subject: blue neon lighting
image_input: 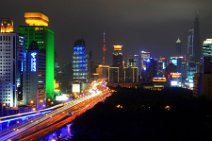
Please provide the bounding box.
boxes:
[146,58,150,63]
[31,52,37,72]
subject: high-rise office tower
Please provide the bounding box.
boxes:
[141,51,151,71]
[0,19,26,107]
[186,29,196,83]
[142,58,157,82]
[113,45,123,67]
[24,41,45,109]
[19,12,54,100]
[202,57,212,74]
[187,13,201,62]
[187,29,194,61]
[72,39,88,83]
[16,36,26,104]
[157,57,166,77]
[176,38,182,56]
[202,39,212,57]
[186,13,201,89]
[193,38,212,97]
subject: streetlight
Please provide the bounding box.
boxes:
[30,100,34,105]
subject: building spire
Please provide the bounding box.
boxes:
[102,32,107,64]
[176,38,181,44]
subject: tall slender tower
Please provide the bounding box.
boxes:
[176,38,182,56]
[193,13,201,63]
[102,32,107,64]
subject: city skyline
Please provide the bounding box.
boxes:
[0,1,212,140]
[0,0,212,65]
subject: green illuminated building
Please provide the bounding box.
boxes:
[19,12,55,100]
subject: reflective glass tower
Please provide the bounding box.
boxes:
[19,12,55,100]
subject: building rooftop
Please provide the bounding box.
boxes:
[0,18,14,33]
[113,45,123,51]
[24,12,49,27]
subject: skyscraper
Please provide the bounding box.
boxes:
[142,58,157,82]
[186,13,201,88]
[187,29,194,61]
[193,38,212,97]
[176,38,182,56]
[0,19,26,107]
[140,51,150,71]
[72,39,88,83]
[19,12,55,100]
[16,35,26,104]
[24,41,45,109]
[187,13,201,63]
[113,45,123,67]
[202,39,212,57]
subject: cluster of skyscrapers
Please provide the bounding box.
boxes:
[0,11,211,112]
[92,14,211,97]
[0,12,54,109]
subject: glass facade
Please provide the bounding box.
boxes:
[72,39,88,82]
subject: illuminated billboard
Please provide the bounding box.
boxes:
[56,94,68,101]
[72,84,80,93]
[170,72,181,78]
[31,52,37,72]
[170,80,178,86]
[152,77,167,82]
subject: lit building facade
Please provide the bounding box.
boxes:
[0,19,26,107]
[19,12,55,100]
[142,58,157,83]
[113,45,123,67]
[140,51,150,71]
[72,39,88,83]
[157,57,166,77]
[202,39,212,57]
[16,35,27,104]
[96,65,109,79]
[186,14,201,89]
[169,56,186,79]
[0,19,14,33]
[123,67,139,83]
[23,42,45,109]
[186,29,197,89]
[193,53,212,97]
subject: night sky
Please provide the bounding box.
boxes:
[1,0,212,65]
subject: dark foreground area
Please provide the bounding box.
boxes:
[70,87,212,141]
